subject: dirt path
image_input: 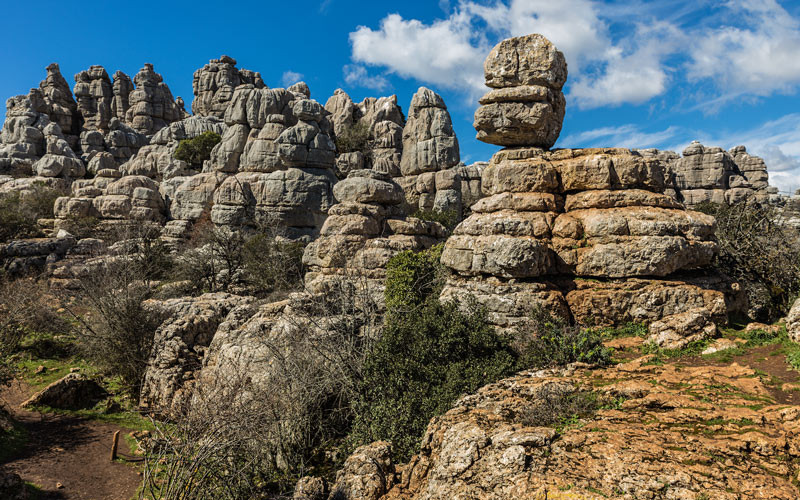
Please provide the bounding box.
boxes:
[1,381,142,500]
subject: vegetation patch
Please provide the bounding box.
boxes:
[173,131,222,166]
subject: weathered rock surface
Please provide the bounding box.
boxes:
[303,169,445,291]
[73,65,114,132]
[40,63,80,149]
[659,142,779,207]
[192,55,265,119]
[474,34,567,148]
[325,89,406,178]
[139,293,255,411]
[395,88,462,215]
[125,63,183,136]
[371,361,800,500]
[786,296,800,343]
[21,373,106,410]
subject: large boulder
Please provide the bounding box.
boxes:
[21,373,106,410]
[474,34,567,148]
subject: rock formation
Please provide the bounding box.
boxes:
[375,360,800,499]
[192,55,265,119]
[659,142,780,207]
[395,88,461,215]
[122,115,227,180]
[39,63,80,149]
[325,89,406,178]
[303,169,445,292]
[73,66,114,132]
[440,35,731,347]
[473,34,567,148]
[139,293,255,411]
[125,63,183,136]
[199,85,337,238]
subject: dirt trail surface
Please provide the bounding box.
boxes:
[1,381,142,500]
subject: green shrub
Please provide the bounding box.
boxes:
[517,308,613,369]
[520,384,624,432]
[351,297,517,461]
[411,209,460,234]
[334,121,372,155]
[694,201,800,321]
[0,183,63,242]
[173,131,222,166]
[383,244,445,311]
[350,245,518,461]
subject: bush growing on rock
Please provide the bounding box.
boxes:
[0,183,63,242]
[173,131,222,166]
[695,201,800,321]
[410,209,460,235]
[334,121,372,155]
[350,246,518,461]
[175,222,304,298]
[71,224,171,398]
[518,307,613,369]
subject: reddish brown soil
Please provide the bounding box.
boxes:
[1,381,142,500]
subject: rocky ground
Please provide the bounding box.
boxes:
[325,326,800,500]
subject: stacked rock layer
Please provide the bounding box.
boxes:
[303,169,445,293]
[441,35,731,331]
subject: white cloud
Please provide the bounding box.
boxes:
[347,0,677,107]
[349,12,487,96]
[346,0,800,110]
[687,0,800,95]
[560,124,682,149]
[281,70,304,88]
[343,64,390,91]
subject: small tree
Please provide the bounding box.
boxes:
[334,121,372,155]
[695,201,800,321]
[0,183,63,242]
[349,246,518,461]
[173,131,222,166]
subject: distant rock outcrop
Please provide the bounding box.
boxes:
[192,55,265,119]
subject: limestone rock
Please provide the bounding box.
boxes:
[474,34,567,148]
[647,307,717,349]
[125,63,182,136]
[375,362,800,500]
[325,89,406,178]
[294,476,328,500]
[21,373,106,410]
[111,70,134,121]
[0,90,51,175]
[329,441,396,500]
[73,65,114,131]
[139,293,255,411]
[39,63,79,148]
[192,55,265,118]
[786,296,800,343]
[399,87,459,176]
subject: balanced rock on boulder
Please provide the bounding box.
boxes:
[473,34,567,148]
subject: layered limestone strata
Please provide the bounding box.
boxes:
[441,35,729,344]
[303,169,445,293]
[439,147,726,331]
[125,63,183,136]
[656,141,780,207]
[325,88,406,178]
[201,84,338,238]
[192,55,265,119]
[473,34,567,148]
[395,87,462,215]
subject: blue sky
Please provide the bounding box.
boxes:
[3,0,800,192]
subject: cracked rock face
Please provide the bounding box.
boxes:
[474,34,567,149]
[374,360,800,500]
[125,63,183,136]
[192,55,265,119]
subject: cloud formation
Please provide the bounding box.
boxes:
[281,70,304,88]
[343,64,390,91]
[347,0,800,109]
